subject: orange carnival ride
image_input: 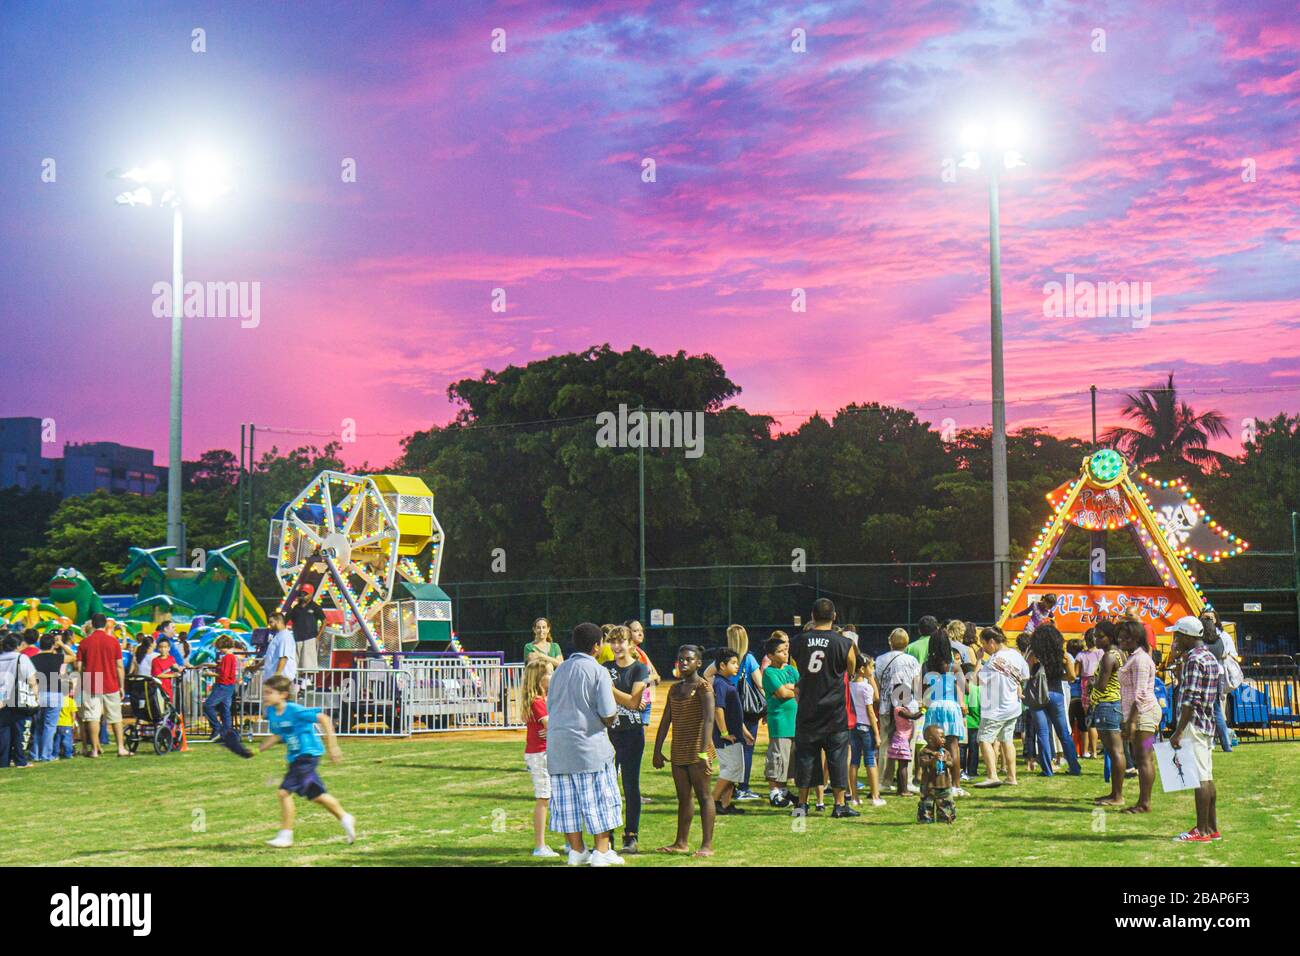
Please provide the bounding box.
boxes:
[996,449,1249,654]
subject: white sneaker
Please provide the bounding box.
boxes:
[567,848,592,866]
[266,831,294,848]
[871,798,887,807]
[340,813,356,844]
[532,845,560,858]
[589,849,626,866]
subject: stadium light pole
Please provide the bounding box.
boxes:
[638,404,647,625]
[109,153,232,568]
[958,119,1026,613]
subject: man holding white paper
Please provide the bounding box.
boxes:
[1166,616,1223,844]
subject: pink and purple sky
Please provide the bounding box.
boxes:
[2,0,1298,467]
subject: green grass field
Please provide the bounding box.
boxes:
[3,731,1298,867]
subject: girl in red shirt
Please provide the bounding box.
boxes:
[520,661,555,858]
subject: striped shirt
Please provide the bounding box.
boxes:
[1089,649,1123,705]
[667,681,716,767]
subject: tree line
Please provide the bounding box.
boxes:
[3,346,1297,611]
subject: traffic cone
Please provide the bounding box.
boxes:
[177,713,189,752]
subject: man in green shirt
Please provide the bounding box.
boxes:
[904,616,940,665]
[761,634,799,807]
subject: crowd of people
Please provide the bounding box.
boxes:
[0,600,356,849]
[517,598,1237,864]
[0,592,1239,858]
[0,593,328,768]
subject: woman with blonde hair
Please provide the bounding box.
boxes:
[624,620,659,735]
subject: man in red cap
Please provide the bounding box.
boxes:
[286,584,326,672]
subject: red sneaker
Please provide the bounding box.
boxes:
[1207,831,1223,841]
[1173,829,1210,842]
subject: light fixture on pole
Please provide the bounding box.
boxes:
[108,152,232,568]
[956,116,1025,612]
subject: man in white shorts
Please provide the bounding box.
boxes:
[545,623,624,866]
[1168,616,1223,843]
[75,614,131,757]
[875,628,921,792]
[974,626,1028,788]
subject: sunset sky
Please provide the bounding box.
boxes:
[2,0,1298,467]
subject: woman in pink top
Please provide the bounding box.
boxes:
[1117,620,1160,814]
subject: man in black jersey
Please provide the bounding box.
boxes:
[788,598,860,818]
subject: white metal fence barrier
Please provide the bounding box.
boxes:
[178,658,524,738]
[403,658,526,732]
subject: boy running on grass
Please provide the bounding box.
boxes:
[257,675,356,848]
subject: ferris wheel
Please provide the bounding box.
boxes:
[272,471,401,650]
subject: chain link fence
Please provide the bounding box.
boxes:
[438,551,1299,672]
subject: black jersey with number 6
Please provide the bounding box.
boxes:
[790,629,855,738]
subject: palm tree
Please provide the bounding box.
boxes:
[1102,373,1231,473]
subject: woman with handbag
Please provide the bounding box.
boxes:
[1025,625,1082,777]
[0,633,40,768]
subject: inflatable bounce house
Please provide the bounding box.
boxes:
[267,471,454,662]
[122,540,267,632]
[996,449,1249,657]
[2,542,266,639]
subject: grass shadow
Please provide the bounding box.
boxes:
[383,763,519,774]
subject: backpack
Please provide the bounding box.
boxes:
[1222,655,1245,692]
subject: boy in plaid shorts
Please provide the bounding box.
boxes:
[546,623,625,866]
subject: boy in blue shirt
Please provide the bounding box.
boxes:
[710,648,752,815]
[257,675,356,848]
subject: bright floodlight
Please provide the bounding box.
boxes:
[114,186,153,206]
[179,150,232,208]
[992,117,1021,151]
[957,115,1027,170]
[108,151,232,208]
[116,160,172,184]
[960,122,986,152]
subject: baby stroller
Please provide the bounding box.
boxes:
[124,675,183,755]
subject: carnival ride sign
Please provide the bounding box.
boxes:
[1003,585,1193,634]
